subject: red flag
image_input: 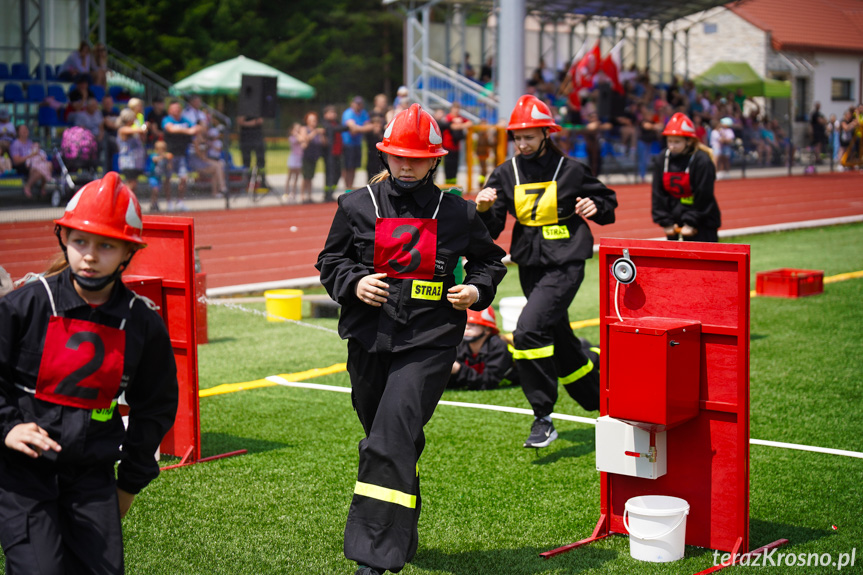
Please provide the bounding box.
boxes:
[570,41,601,90]
[600,42,624,94]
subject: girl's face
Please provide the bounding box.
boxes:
[667,136,689,155]
[65,229,132,285]
[387,154,435,182]
[512,128,545,157]
[305,114,318,128]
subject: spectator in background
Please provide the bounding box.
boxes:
[321,105,346,202]
[710,117,736,179]
[300,111,324,203]
[0,141,12,174]
[440,101,472,186]
[100,95,120,170]
[91,43,108,88]
[365,96,387,181]
[284,122,303,203]
[393,86,409,112]
[237,113,266,183]
[72,97,104,145]
[10,124,53,198]
[341,96,373,191]
[636,102,661,182]
[146,140,171,212]
[145,96,167,147]
[809,101,827,163]
[162,100,201,211]
[189,128,228,198]
[182,95,208,127]
[116,107,147,194]
[0,109,15,144]
[57,41,92,82]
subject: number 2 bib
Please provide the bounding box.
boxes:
[368,185,443,280]
[512,156,564,226]
[33,277,125,410]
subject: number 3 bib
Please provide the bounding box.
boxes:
[369,185,443,280]
[34,277,125,410]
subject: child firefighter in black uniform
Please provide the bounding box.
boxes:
[476,94,617,449]
[651,112,721,241]
[448,306,518,390]
[0,172,178,574]
[316,103,506,575]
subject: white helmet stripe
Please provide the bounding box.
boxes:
[65,189,83,212]
[383,120,394,139]
[480,307,495,323]
[125,199,142,230]
[530,104,553,121]
[427,112,442,144]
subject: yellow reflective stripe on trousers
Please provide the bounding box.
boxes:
[354,481,417,509]
[508,344,555,360]
[558,359,594,385]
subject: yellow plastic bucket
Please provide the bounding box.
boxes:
[264,289,303,322]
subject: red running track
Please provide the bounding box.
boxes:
[2,173,862,290]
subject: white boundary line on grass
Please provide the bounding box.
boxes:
[267,378,863,460]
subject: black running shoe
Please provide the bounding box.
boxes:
[524,417,558,448]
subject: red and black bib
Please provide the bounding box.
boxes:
[662,149,694,204]
[369,185,444,280]
[33,277,125,410]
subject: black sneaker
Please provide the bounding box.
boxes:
[355,567,383,575]
[524,417,557,448]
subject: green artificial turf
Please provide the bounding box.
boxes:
[3,223,862,574]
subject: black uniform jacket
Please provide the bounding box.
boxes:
[0,269,179,494]
[651,148,721,231]
[480,150,617,266]
[449,334,516,390]
[316,178,507,353]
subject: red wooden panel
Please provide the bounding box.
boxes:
[598,238,750,554]
[123,217,200,462]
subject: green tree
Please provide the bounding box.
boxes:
[104,0,403,105]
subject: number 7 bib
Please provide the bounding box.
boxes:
[374,218,438,279]
[35,317,125,409]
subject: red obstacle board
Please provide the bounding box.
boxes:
[123,216,201,462]
[596,238,751,553]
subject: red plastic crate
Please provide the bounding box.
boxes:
[756,268,824,298]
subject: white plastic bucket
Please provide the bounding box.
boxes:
[498,296,527,332]
[623,495,689,562]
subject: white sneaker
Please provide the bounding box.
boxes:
[175,200,189,212]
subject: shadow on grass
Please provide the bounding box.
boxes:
[531,427,595,465]
[749,518,833,548]
[202,336,237,344]
[200,431,291,457]
[413,544,616,574]
[750,333,769,341]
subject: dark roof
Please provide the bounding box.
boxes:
[389,0,736,26]
[728,0,863,53]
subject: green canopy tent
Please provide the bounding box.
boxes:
[169,55,315,99]
[694,61,791,98]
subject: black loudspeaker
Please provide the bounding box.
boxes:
[239,75,278,118]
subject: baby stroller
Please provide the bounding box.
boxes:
[56,126,100,203]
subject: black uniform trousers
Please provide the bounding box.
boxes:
[0,456,123,575]
[443,150,460,184]
[513,262,599,417]
[344,340,455,573]
[665,228,719,243]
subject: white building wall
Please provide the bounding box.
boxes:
[681,8,770,78]
[812,53,863,118]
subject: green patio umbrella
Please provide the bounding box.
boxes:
[694,61,790,99]
[107,71,145,95]
[169,55,315,99]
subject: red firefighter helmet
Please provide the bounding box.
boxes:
[506,94,561,133]
[55,171,145,246]
[662,112,698,138]
[376,103,448,158]
[467,306,499,335]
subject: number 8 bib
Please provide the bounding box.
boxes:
[35,317,125,410]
